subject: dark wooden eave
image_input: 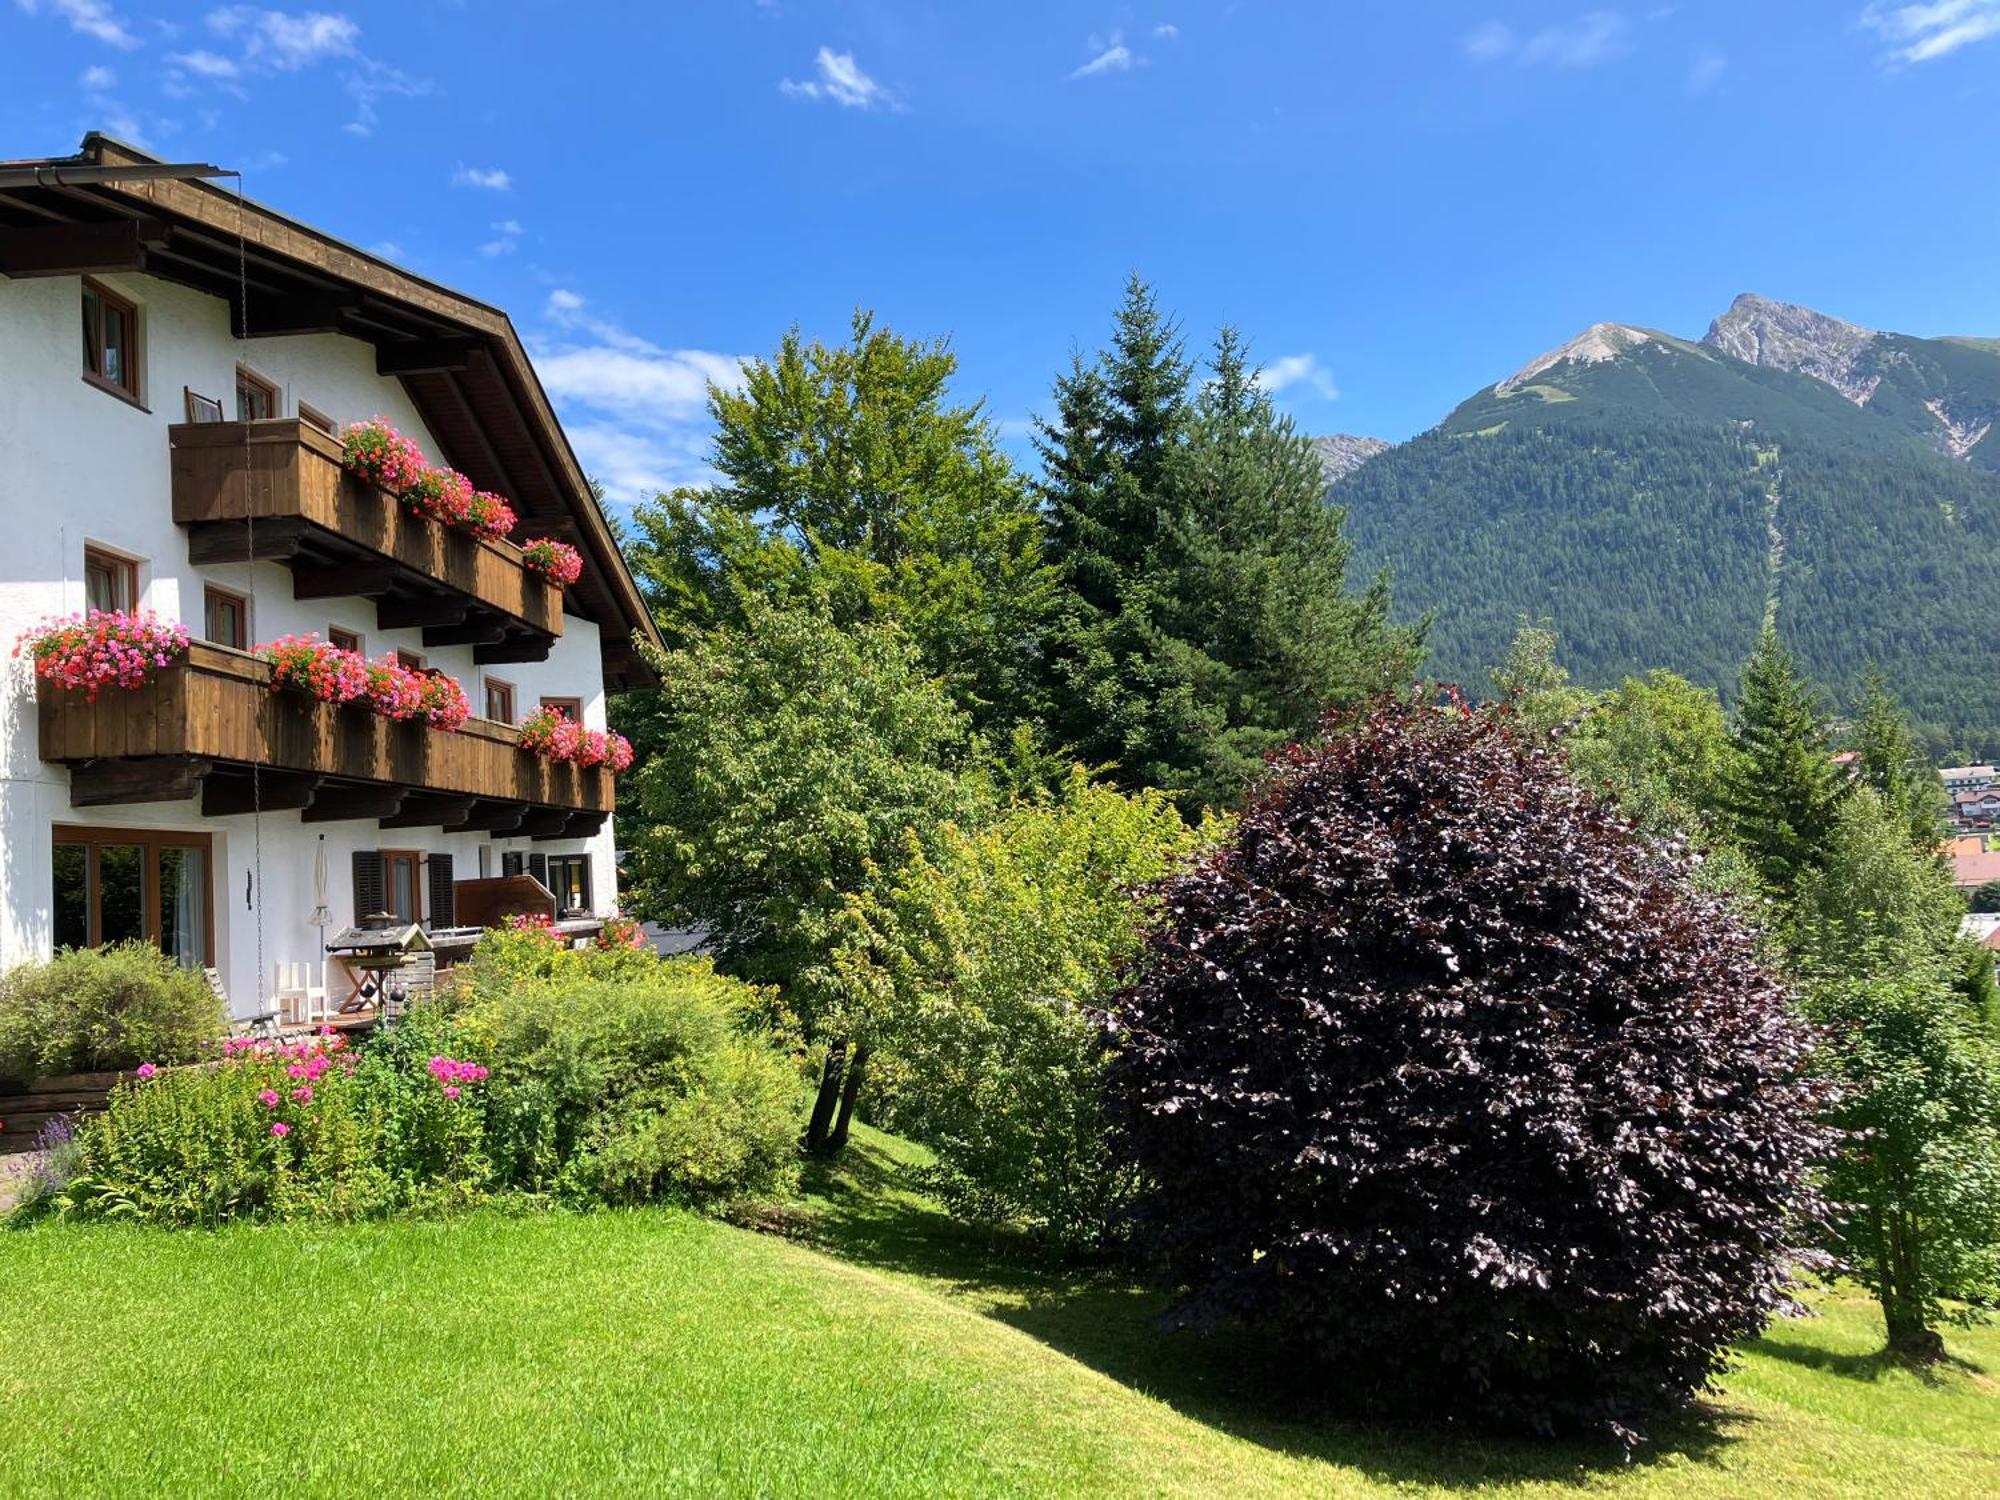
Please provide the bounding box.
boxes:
[0,134,661,690]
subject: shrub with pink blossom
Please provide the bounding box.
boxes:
[413,670,471,732]
[463,490,517,541]
[261,634,369,705]
[361,653,426,720]
[597,913,647,951]
[520,537,584,587]
[339,417,428,494]
[15,610,190,702]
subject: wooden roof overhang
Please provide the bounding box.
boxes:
[0,134,660,689]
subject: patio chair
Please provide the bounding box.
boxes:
[210,967,281,1040]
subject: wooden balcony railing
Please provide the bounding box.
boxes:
[38,643,610,839]
[170,420,563,663]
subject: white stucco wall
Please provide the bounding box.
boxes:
[0,269,619,1011]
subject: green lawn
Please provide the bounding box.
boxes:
[0,1127,1994,1498]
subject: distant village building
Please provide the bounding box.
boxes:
[1942,764,1998,794]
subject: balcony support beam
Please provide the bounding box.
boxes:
[376,338,480,376]
[201,770,322,817]
[375,596,468,630]
[292,561,399,600]
[532,811,610,843]
[302,784,408,824]
[186,517,311,566]
[423,619,508,648]
[379,794,478,831]
[475,636,556,665]
[69,756,212,807]
[0,218,168,277]
[456,800,527,834]
[514,807,576,839]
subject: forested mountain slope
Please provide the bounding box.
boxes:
[1329,297,2000,754]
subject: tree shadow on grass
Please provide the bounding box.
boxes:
[793,1136,1747,1492]
[1747,1329,1986,1387]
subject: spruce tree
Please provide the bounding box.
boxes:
[1853,666,1947,851]
[1037,290,1420,809]
[1722,629,1847,891]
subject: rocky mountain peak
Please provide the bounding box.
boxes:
[1313,434,1391,486]
[1702,293,1881,405]
[1494,322,1664,397]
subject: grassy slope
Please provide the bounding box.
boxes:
[0,1128,1994,1498]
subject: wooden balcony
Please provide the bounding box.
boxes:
[170,420,563,664]
[38,643,610,839]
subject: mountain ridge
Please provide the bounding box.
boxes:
[1321,292,2000,753]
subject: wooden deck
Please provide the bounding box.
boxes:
[170,419,563,663]
[39,642,611,835]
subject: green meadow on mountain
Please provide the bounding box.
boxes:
[1326,295,2000,752]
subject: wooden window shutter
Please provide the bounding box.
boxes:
[352,850,385,920]
[527,853,549,891]
[578,858,593,914]
[426,853,455,930]
[501,852,524,878]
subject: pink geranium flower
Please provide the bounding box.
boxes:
[270,1121,291,1138]
[134,1062,158,1080]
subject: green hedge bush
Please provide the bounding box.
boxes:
[0,943,226,1082]
[456,955,807,1208]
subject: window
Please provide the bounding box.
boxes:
[539,696,583,723]
[81,278,140,402]
[545,853,592,915]
[299,402,335,434]
[328,626,362,654]
[382,850,422,924]
[51,827,212,967]
[483,678,515,724]
[235,365,279,421]
[83,546,137,615]
[396,649,424,671]
[203,586,248,649]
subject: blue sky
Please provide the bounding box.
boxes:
[6,2,2000,509]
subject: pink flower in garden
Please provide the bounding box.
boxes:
[288,1064,307,1080]
[292,1085,313,1104]
[443,1086,460,1100]
[270,1121,291,1138]
[135,1062,158,1080]
[258,1089,281,1108]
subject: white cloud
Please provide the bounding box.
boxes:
[170,49,242,79]
[342,58,427,137]
[529,291,752,505]
[479,219,523,257]
[80,63,115,88]
[16,0,139,49]
[1862,1,2000,62]
[369,240,404,260]
[1070,30,1136,78]
[452,165,512,191]
[1462,20,1516,61]
[206,7,359,69]
[780,47,897,109]
[1258,353,1340,402]
[1152,23,1180,41]
[1687,50,1726,90]
[1465,11,1632,67]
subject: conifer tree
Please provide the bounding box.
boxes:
[1853,666,1947,851]
[1722,629,1847,890]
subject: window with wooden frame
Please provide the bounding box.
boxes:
[539,696,583,723]
[51,826,213,968]
[235,364,279,421]
[395,649,424,672]
[328,625,362,654]
[483,678,516,725]
[545,853,593,915]
[82,545,138,615]
[203,585,248,649]
[299,401,335,435]
[80,278,141,403]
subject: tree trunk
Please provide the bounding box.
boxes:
[805,1038,848,1155]
[829,1043,870,1152]
[1880,1208,1947,1363]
